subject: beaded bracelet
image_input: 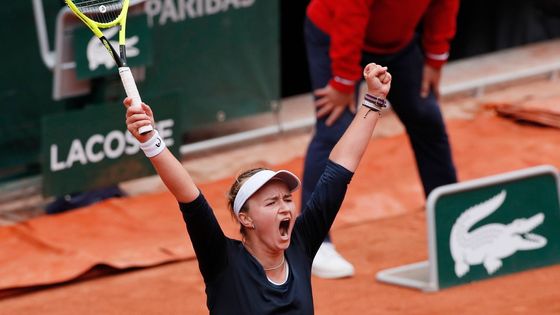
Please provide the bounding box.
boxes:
[364,93,387,109]
[361,93,387,117]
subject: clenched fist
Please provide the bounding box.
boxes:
[363,63,392,98]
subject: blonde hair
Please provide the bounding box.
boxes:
[227,167,269,237]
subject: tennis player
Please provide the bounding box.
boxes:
[123,63,391,314]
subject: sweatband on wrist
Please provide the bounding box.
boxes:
[140,130,165,158]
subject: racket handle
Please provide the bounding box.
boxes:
[119,67,153,135]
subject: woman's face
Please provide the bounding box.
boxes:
[245,180,296,251]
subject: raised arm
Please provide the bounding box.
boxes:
[329,63,392,172]
[124,98,199,203]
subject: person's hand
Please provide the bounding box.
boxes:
[123,97,155,142]
[314,84,355,126]
[363,63,391,98]
[421,64,441,99]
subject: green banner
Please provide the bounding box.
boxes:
[41,94,181,196]
[138,0,280,129]
[432,169,560,289]
[2,0,280,188]
[74,15,153,79]
[0,2,64,174]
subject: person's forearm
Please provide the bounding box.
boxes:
[329,103,379,172]
[149,148,199,203]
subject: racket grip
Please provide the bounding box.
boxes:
[119,67,153,135]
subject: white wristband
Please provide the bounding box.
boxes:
[140,130,166,158]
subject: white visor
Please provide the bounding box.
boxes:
[233,170,301,216]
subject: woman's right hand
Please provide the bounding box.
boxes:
[363,63,392,98]
[123,97,155,143]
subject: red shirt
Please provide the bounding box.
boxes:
[307,0,460,93]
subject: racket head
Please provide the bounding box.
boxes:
[65,0,129,29]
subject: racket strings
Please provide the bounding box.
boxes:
[73,0,124,24]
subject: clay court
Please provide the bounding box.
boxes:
[2,40,560,314]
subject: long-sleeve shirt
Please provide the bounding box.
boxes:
[307,0,460,93]
[179,160,353,314]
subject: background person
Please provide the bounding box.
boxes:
[303,0,460,279]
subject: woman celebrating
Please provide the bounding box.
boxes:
[124,63,391,314]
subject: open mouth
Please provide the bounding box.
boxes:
[279,218,290,237]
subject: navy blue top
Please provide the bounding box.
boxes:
[179,160,353,314]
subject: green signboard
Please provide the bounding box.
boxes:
[0,2,64,174]
[41,94,181,196]
[73,15,153,79]
[432,168,560,289]
[2,0,280,186]
[139,0,280,129]
[376,165,560,292]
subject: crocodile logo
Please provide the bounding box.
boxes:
[87,27,139,71]
[450,190,547,278]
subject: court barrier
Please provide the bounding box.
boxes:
[377,165,560,291]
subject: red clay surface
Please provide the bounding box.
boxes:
[1,111,560,314]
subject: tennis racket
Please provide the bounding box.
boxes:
[65,0,153,134]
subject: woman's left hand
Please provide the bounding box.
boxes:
[363,63,392,98]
